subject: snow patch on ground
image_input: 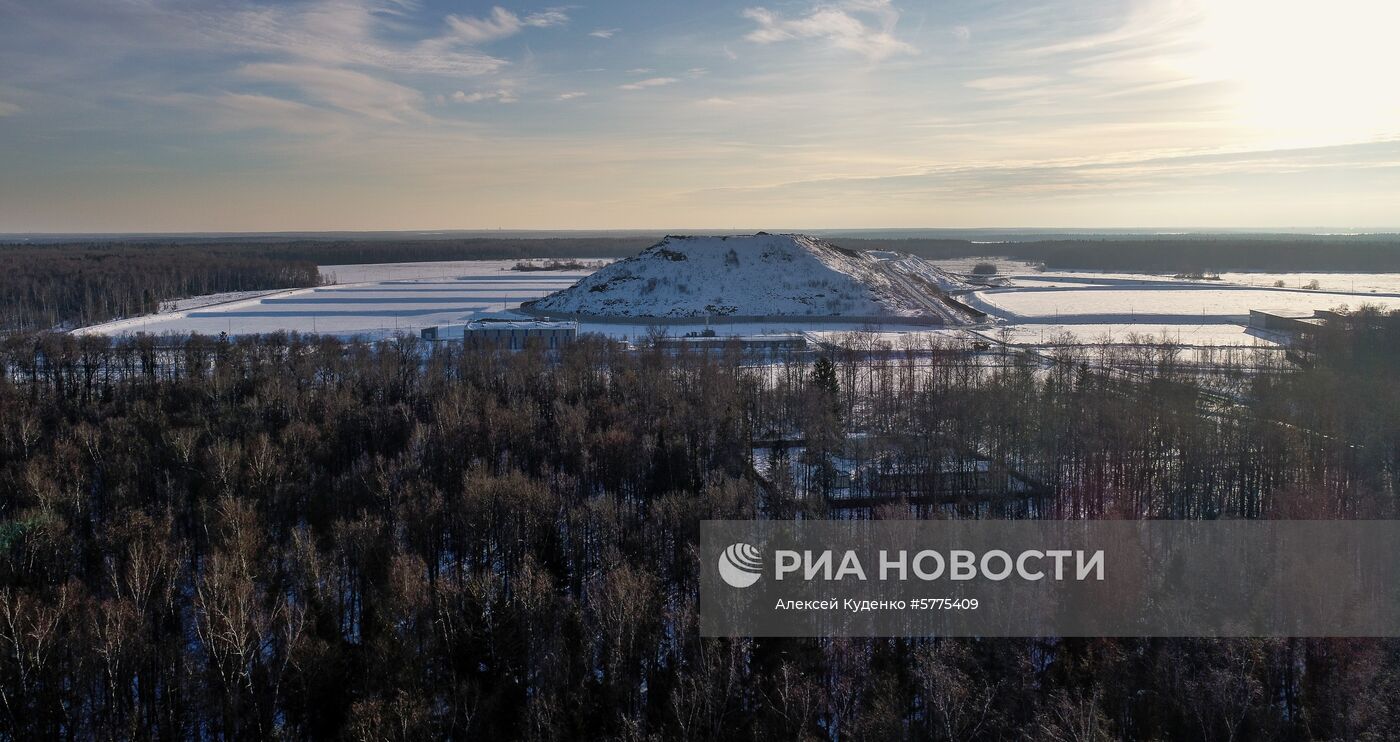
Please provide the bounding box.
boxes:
[164,290,285,312]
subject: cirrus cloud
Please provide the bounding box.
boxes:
[238,62,428,123]
[741,0,916,61]
[442,6,569,44]
[619,77,678,90]
[452,89,519,103]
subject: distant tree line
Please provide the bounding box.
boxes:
[102,237,657,265]
[838,236,1400,273]
[511,259,611,272]
[0,309,1396,739]
[0,245,320,332]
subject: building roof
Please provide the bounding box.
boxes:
[1250,308,1316,319]
[465,319,577,331]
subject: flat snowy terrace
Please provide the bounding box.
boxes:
[76,260,594,339]
[965,279,1400,323]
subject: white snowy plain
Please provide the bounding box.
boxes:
[75,260,597,340]
[71,254,1400,350]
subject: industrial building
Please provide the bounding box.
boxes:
[420,319,578,350]
[1247,309,1332,334]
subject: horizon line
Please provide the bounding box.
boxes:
[5,226,1400,241]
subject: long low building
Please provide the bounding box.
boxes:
[1247,309,1330,334]
[421,319,578,349]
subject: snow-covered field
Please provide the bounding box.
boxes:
[73,253,960,341]
[72,252,1400,352]
[1211,272,1400,294]
[964,286,1399,323]
[977,323,1282,347]
[955,269,1400,353]
[75,261,595,340]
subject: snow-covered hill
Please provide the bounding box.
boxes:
[527,233,977,322]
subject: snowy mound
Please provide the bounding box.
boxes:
[528,233,977,321]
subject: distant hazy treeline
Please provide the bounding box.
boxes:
[838,236,1400,272]
[257,232,1400,273]
[261,237,659,264]
[182,233,1400,273]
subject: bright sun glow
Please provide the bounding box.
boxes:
[1193,0,1400,144]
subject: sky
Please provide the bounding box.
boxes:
[1,0,1399,232]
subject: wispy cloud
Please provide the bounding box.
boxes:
[200,1,509,76]
[683,139,1400,209]
[440,6,569,45]
[557,91,587,100]
[193,93,356,137]
[589,28,620,39]
[619,77,678,91]
[741,0,916,61]
[453,89,519,103]
[238,62,428,123]
[0,99,19,117]
[52,0,567,130]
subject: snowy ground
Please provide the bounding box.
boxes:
[975,323,1282,347]
[318,259,612,284]
[532,234,973,323]
[163,290,286,312]
[1211,272,1400,294]
[72,256,1400,351]
[76,261,596,340]
[952,263,1400,355]
[963,286,1400,323]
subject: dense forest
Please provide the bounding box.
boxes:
[1,309,1397,740]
